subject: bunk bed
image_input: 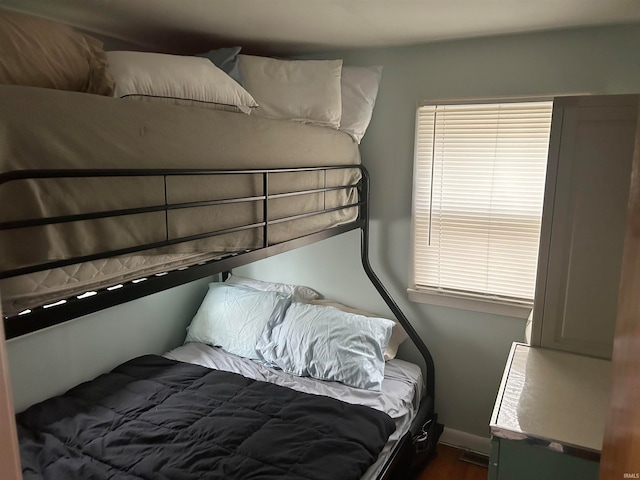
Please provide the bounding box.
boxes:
[0,13,442,477]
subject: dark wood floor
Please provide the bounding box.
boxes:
[415,444,488,480]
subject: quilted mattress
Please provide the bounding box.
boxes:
[0,85,361,316]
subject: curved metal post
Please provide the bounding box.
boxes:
[358,165,436,407]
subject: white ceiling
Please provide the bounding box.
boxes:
[2,0,640,54]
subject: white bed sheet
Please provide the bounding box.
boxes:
[165,342,423,480]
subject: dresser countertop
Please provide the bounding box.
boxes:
[490,342,611,455]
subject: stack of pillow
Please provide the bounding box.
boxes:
[0,10,382,142]
[236,53,383,143]
[106,47,382,143]
[184,275,408,391]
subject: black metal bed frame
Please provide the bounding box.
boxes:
[0,164,440,477]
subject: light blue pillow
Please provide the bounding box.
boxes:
[196,46,243,85]
[185,283,291,360]
[256,302,394,391]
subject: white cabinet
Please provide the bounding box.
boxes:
[532,95,639,359]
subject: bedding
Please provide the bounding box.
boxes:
[340,65,383,143]
[256,301,394,390]
[224,274,321,303]
[0,85,361,317]
[238,55,343,128]
[183,283,394,391]
[0,10,113,95]
[17,353,396,480]
[166,343,424,480]
[107,50,257,113]
[184,283,291,360]
[310,299,408,361]
[197,46,244,85]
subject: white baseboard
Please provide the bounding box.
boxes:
[439,427,491,455]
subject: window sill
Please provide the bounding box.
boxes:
[407,288,532,319]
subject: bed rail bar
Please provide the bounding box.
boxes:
[1,164,362,325]
[0,166,362,279]
[3,223,363,339]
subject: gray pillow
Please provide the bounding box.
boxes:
[197,46,243,85]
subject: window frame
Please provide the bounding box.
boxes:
[408,97,554,318]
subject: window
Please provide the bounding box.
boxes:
[409,100,553,316]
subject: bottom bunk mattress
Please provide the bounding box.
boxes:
[17,353,396,480]
[16,343,424,480]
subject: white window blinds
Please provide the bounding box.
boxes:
[411,101,553,305]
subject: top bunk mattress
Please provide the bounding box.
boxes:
[0,85,360,172]
[0,86,362,317]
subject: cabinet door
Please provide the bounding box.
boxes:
[533,95,639,359]
[495,438,599,480]
[489,437,500,480]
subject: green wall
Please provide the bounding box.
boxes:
[238,24,640,439]
[6,276,212,412]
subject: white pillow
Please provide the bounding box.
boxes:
[184,283,290,360]
[225,274,320,303]
[106,51,258,114]
[340,65,383,143]
[256,302,393,391]
[310,299,408,361]
[238,55,343,128]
